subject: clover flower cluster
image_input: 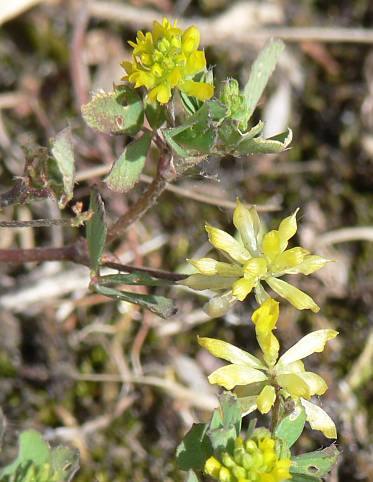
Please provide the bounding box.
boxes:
[204,432,291,482]
[122,18,214,104]
[199,298,338,439]
[181,200,329,317]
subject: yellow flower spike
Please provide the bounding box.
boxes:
[182,203,329,314]
[257,385,276,414]
[123,18,213,103]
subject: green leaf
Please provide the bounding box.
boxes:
[290,475,321,482]
[236,128,292,155]
[50,127,75,207]
[0,430,50,477]
[291,445,339,478]
[104,132,152,193]
[145,101,167,129]
[218,120,264,150]
[186,470,200,482]
[275,406,306,448]
[86,190,107,273]
[99,272,173,287]
[244,39,285,121]
[50,446,80,481]
[81,86,144,135]
[208,393,242,455]
[91,284,176,318]
[176,423,212,471]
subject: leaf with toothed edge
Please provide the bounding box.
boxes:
[81,85,143,135]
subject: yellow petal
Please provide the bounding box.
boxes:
[277,329,338,366]
[198,336,266,369]
[233,200,260,255]
[189,258,243,277]
[204,456,222,478]
[277,373,311,399]
[297,371,328,397]
[260,332,280,368]
[300,398,337,438]
[285,254,330,275]
[271,247,309,273]
[232,278,254,301]
[252,297,279,330]
[278,209,299,251]
[261,230,281,262]
[180,80,214,100]
[179,274,239,290]
[266,277,320,313]
[257,385,276,414]
[274,360,305,374]
[243,257,267,281]
[181,25,200,53]
[184,50,206,75]
[208,364,268,390]
[205,223,250,264]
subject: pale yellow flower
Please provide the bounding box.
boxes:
[198,299,338,439]
[181,200,329,317]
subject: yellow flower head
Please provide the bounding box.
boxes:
[204,431,292,482]
[198,300,338,439]
[181,200,330,317]
[122,18,214,104]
